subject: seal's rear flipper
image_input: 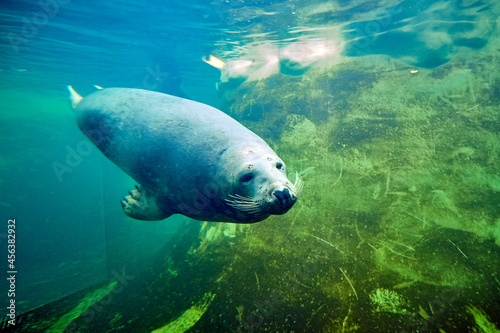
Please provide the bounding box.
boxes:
[120,185,171,221]
[67,85,83,109]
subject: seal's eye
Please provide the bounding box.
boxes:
[239,173,254,183]
[276,162,284,170]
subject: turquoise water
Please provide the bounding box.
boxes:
[1,0,500,331]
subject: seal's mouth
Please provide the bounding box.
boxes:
[225,173,302,216]
[269,187,296,214]
[269,172,302,214]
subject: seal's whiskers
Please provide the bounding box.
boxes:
[294,172,303,197]
[225,194,265,214]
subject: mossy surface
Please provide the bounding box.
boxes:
[194,51,500,331]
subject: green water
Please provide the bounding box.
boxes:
[10,34,500,333]
[2,0,500,332]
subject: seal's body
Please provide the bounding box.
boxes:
[69,87,300,223]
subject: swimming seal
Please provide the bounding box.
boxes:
[68,86,301,223]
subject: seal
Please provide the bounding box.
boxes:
[68,86,301,223]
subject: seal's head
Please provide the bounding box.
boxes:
[225,149,302,221]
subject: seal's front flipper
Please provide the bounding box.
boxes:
[120,185,170,221]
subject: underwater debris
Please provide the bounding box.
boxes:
[200,222,245,242]
[310,234,345,254]
[466,305,500,333]
[254,271,260,290]
[339,267,358,300]
[418,305,430,320]
[195,222,249,253]
[152,293,215,333]
[447,239,469,260]
[369,288,408,314]
[236,305,245,323]
[222,223,237,238]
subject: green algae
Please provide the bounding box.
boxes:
[151,293,215,333]
[198,48,500,330]
[48,281,117,332]
[467,305,500,333]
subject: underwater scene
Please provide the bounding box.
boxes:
[1,0,500,332]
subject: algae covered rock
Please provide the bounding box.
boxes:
[210,51,500,331]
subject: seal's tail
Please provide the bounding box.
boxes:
[67,85,83,109]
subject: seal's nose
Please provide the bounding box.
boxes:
[273,188,292,205]
[269,187,297,215]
